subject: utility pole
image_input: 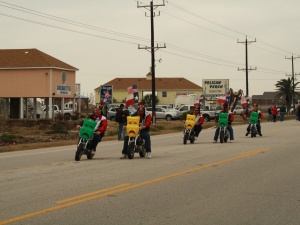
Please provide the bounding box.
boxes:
[138,0,166,125]
[238,37,257,97]
[285,54,300,110]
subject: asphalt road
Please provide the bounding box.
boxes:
[0,120,299,225]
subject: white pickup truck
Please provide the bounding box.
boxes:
[41,105,74,119]
[177,105,216,122]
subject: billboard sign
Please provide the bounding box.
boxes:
[202,79,229,97]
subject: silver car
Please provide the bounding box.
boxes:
[146,107,179,121]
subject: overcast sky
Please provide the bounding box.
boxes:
[1,0,300,98]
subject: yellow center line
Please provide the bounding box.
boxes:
[0,147,269,225]
[55,183,130,204]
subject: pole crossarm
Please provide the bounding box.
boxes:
[137,0,165,9]
[138,43,166,53]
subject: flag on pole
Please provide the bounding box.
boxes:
[217,95,227,104]
[105,92,110,99]
[241,96,249,107]
[127,85,138,94]
[126,92,139,107]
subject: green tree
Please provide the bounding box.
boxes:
[275,77,300,113]
[143,94,159,107]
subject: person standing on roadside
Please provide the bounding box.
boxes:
[296,104,300,121]
[116,104,126,141]
[272,105,278,122]
[279,104,286,122]
[268,106,273,122]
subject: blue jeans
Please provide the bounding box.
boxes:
[268,114,272,121]
[193,125,202,137]
[118,123,125,140]
[280,112,284,122]
[247,121,261,134]
[214,124,234,141]
[122,129,151,154]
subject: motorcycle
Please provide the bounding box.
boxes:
[217,112,229,143]
[126,116,146,159]
[249,112,259,138]
[183,114,196,144]
[75,118,101,161]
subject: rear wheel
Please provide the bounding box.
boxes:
[190,137,195,144]
[183,132,188,144]
[127,143,135,159]
[220,130,224,143]
[75,143,84,161]
[139,144,146,157]
[87,151,94,159]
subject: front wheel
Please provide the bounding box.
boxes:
[183,132,188,144]
[220,130,224,143]
[75,143,84,161]
[251,126,255,138]
[127,143,135,159]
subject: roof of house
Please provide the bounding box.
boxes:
[96,77,202,91]
[0,48,78,71]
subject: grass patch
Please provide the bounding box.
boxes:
[45,130,69,134]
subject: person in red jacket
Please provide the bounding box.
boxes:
[77,106,108,155]
[120,104,152,159]
[192,104,204,139]
[272,105,278,122]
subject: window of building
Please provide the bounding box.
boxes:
[162,91,167,98]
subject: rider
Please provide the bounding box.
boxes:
[192,104,204,139]
[213,102,234,143]
[120,103,152,159]
[76,105,108,155]
[245,103,263,136]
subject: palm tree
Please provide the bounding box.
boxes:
[275,77,300,113]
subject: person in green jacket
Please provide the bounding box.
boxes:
[279,104,286,122]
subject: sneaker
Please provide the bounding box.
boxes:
[245,132,249,136]
[120,154,127,159]
[91,150,96,155]
[259,133,262,136]
[213,140,217,143]
[230,140,233,143]
[146,152,152,159]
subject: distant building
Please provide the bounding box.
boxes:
[95,74,203,107]
[251,91,300,111]
[0,48,78,119]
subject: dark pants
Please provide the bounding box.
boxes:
[118,123,124,140]
[247,121,261,134]
[122,129,151,154]
[273,115,277,122]
[193,125,202,137]
[214,124,234,141]
[91,134,103,151]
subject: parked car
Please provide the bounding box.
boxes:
[107,106,136,121]
[145,107,179,121]
[233,105,244,115]
[106,107,118,121]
